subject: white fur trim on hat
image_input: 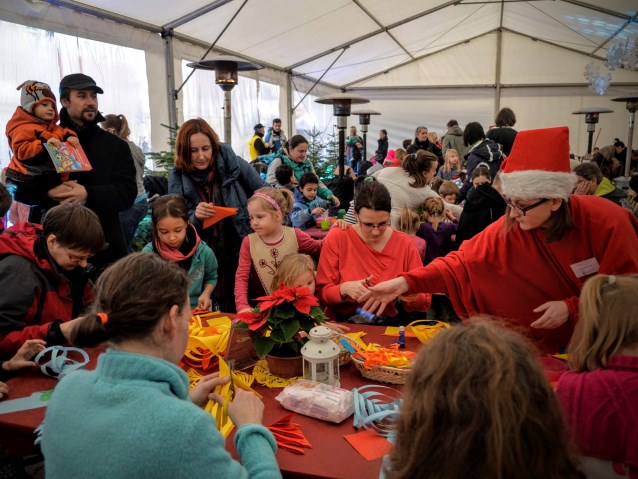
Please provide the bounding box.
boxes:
[500,170,577,200]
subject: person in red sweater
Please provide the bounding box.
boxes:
[0,203,104,357]
[316,181,430,322]
[556,274,638,477]
[362,127,638,353]
[234,187,322,313]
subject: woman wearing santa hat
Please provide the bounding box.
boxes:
[361,126,638,354]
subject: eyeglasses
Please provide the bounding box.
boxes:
[63,247,93,264]
[503,197,548,216]
[358,220,391,231]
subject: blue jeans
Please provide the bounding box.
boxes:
[119,198,148,252]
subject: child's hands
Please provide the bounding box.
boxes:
[67,136,80,147]
[335,219,350,230]
[324,321,350,334]
[2,339,46,371]
[311,207,325,216]
[197,294,212,311]
[329,196,341,207]
[47,138,62,148]
[0,382,8,399]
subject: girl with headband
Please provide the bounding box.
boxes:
[234,187,322,313]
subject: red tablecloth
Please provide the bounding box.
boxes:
[304,226,331,240]
[0,325,418,478]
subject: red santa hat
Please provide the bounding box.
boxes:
[499,126,576,200]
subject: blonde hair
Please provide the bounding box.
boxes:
[395,148,407,164]
[427,131,439,144]
[270,254,315,291]
[442,149,459,174]
[422,196,445,231]
[568,274,638,372]
[248,187,293,218]
[398,207,420,236]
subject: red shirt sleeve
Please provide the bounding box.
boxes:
[234,236,252,312]
[294,228,322,256]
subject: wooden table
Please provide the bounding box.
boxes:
[0,325,418,478]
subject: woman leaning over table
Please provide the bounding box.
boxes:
[316,181,430,323]
[168,118,265,312]
[41,253,281,479]
[266,134,340,207]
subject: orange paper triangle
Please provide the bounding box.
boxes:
[344,430,393,461]
[203,206,238,229]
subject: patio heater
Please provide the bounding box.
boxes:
[315,93,369,179]
[352,109,381,164]
[187,55,263,145]
[571,107,613,156]
[611,95,638,178]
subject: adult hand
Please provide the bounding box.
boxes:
[221,388,265,427]
[2,339,46,371]
[530,301,569,329]
[197,294,212,311]
[48,181,88,204]
[340,277,373,302]
[311,207,325,216]
[195,202,216,221]
[0,382,8,399]
[190,373,229,408]
[573,181,591,195]
[360,277,410,316]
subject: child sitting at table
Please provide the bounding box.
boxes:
[384,320,584,479]
[270,254,348,334]
[291,173,331,231]
[143,194,218,311]
[235,188,322,314]
[40,253,280,479]
[398,207,425,263]
[416,196,458,266]
[556,274,638,478]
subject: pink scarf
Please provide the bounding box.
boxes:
[154,224,201,263]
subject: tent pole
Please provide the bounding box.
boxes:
[163,29,178,140]
[286,73,293,140]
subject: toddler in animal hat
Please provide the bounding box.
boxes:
[4,81,79,219]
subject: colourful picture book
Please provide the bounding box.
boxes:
[44,142,92,173]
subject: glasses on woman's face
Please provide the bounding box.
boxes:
[358,219,391,232]
[503,197,549,216]
[63,247,93,264]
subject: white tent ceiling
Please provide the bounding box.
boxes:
[1,0,637,157]
[39,0,637,89]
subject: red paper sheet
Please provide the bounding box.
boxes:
[344,430,393,461]
[203,206,238,229]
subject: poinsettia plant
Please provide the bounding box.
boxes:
[235,284,327,358]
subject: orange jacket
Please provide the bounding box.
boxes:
[5,106,76,175]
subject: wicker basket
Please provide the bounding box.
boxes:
[351,356,411,384]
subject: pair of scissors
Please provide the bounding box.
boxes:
[227,359,236,402]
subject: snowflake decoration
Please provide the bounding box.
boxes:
[584,62,612,96]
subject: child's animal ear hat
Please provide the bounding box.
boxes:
[18,81,57,114]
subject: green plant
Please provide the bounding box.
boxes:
[145,123,178,177]
[235,285,326,358]
[305,126,334,181]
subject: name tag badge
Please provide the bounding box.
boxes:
[570,257,600,279]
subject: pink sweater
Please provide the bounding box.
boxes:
[234,227,322,312]
[556,355,638,468]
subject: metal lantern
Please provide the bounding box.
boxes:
[187,55,263,145]
[352,109,381,164]
[301,326,340,387]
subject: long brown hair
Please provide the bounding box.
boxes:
[386,320,584,479]
[174,118,221,172]
[422,196,445,231]
[100,113,130,140]
[568,274,638,372]
[397,207,420,236]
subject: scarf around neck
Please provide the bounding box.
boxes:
[154,223,201,263]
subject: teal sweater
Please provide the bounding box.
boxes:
[143,241,218,309]
[41,349,281,479]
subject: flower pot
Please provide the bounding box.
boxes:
[266,354,303,378]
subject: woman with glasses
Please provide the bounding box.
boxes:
[362,127,638,354]
[375,149,462,228]
[0,203,104,357]
[316,181,430,323]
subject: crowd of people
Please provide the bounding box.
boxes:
[0,74,637,478]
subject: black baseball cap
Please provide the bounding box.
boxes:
[254,123,265,131]
[59,73,104,94]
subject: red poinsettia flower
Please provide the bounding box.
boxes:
[289,286,319,315]
[235,310,267,331]
[256,285,296,313]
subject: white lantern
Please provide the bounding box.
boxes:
[301,326,340,387]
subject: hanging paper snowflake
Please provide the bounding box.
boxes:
[605,42,624,70]
[583,62,611,95]
[623,38,638,70]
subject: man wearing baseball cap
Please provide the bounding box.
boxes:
[46,73,136,271]
[248,123,273,161]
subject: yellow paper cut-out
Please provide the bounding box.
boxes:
[253,360,301,388]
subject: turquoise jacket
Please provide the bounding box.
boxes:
[143,240,218,308]
[266,150,334,201]
[42,349,281,479]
